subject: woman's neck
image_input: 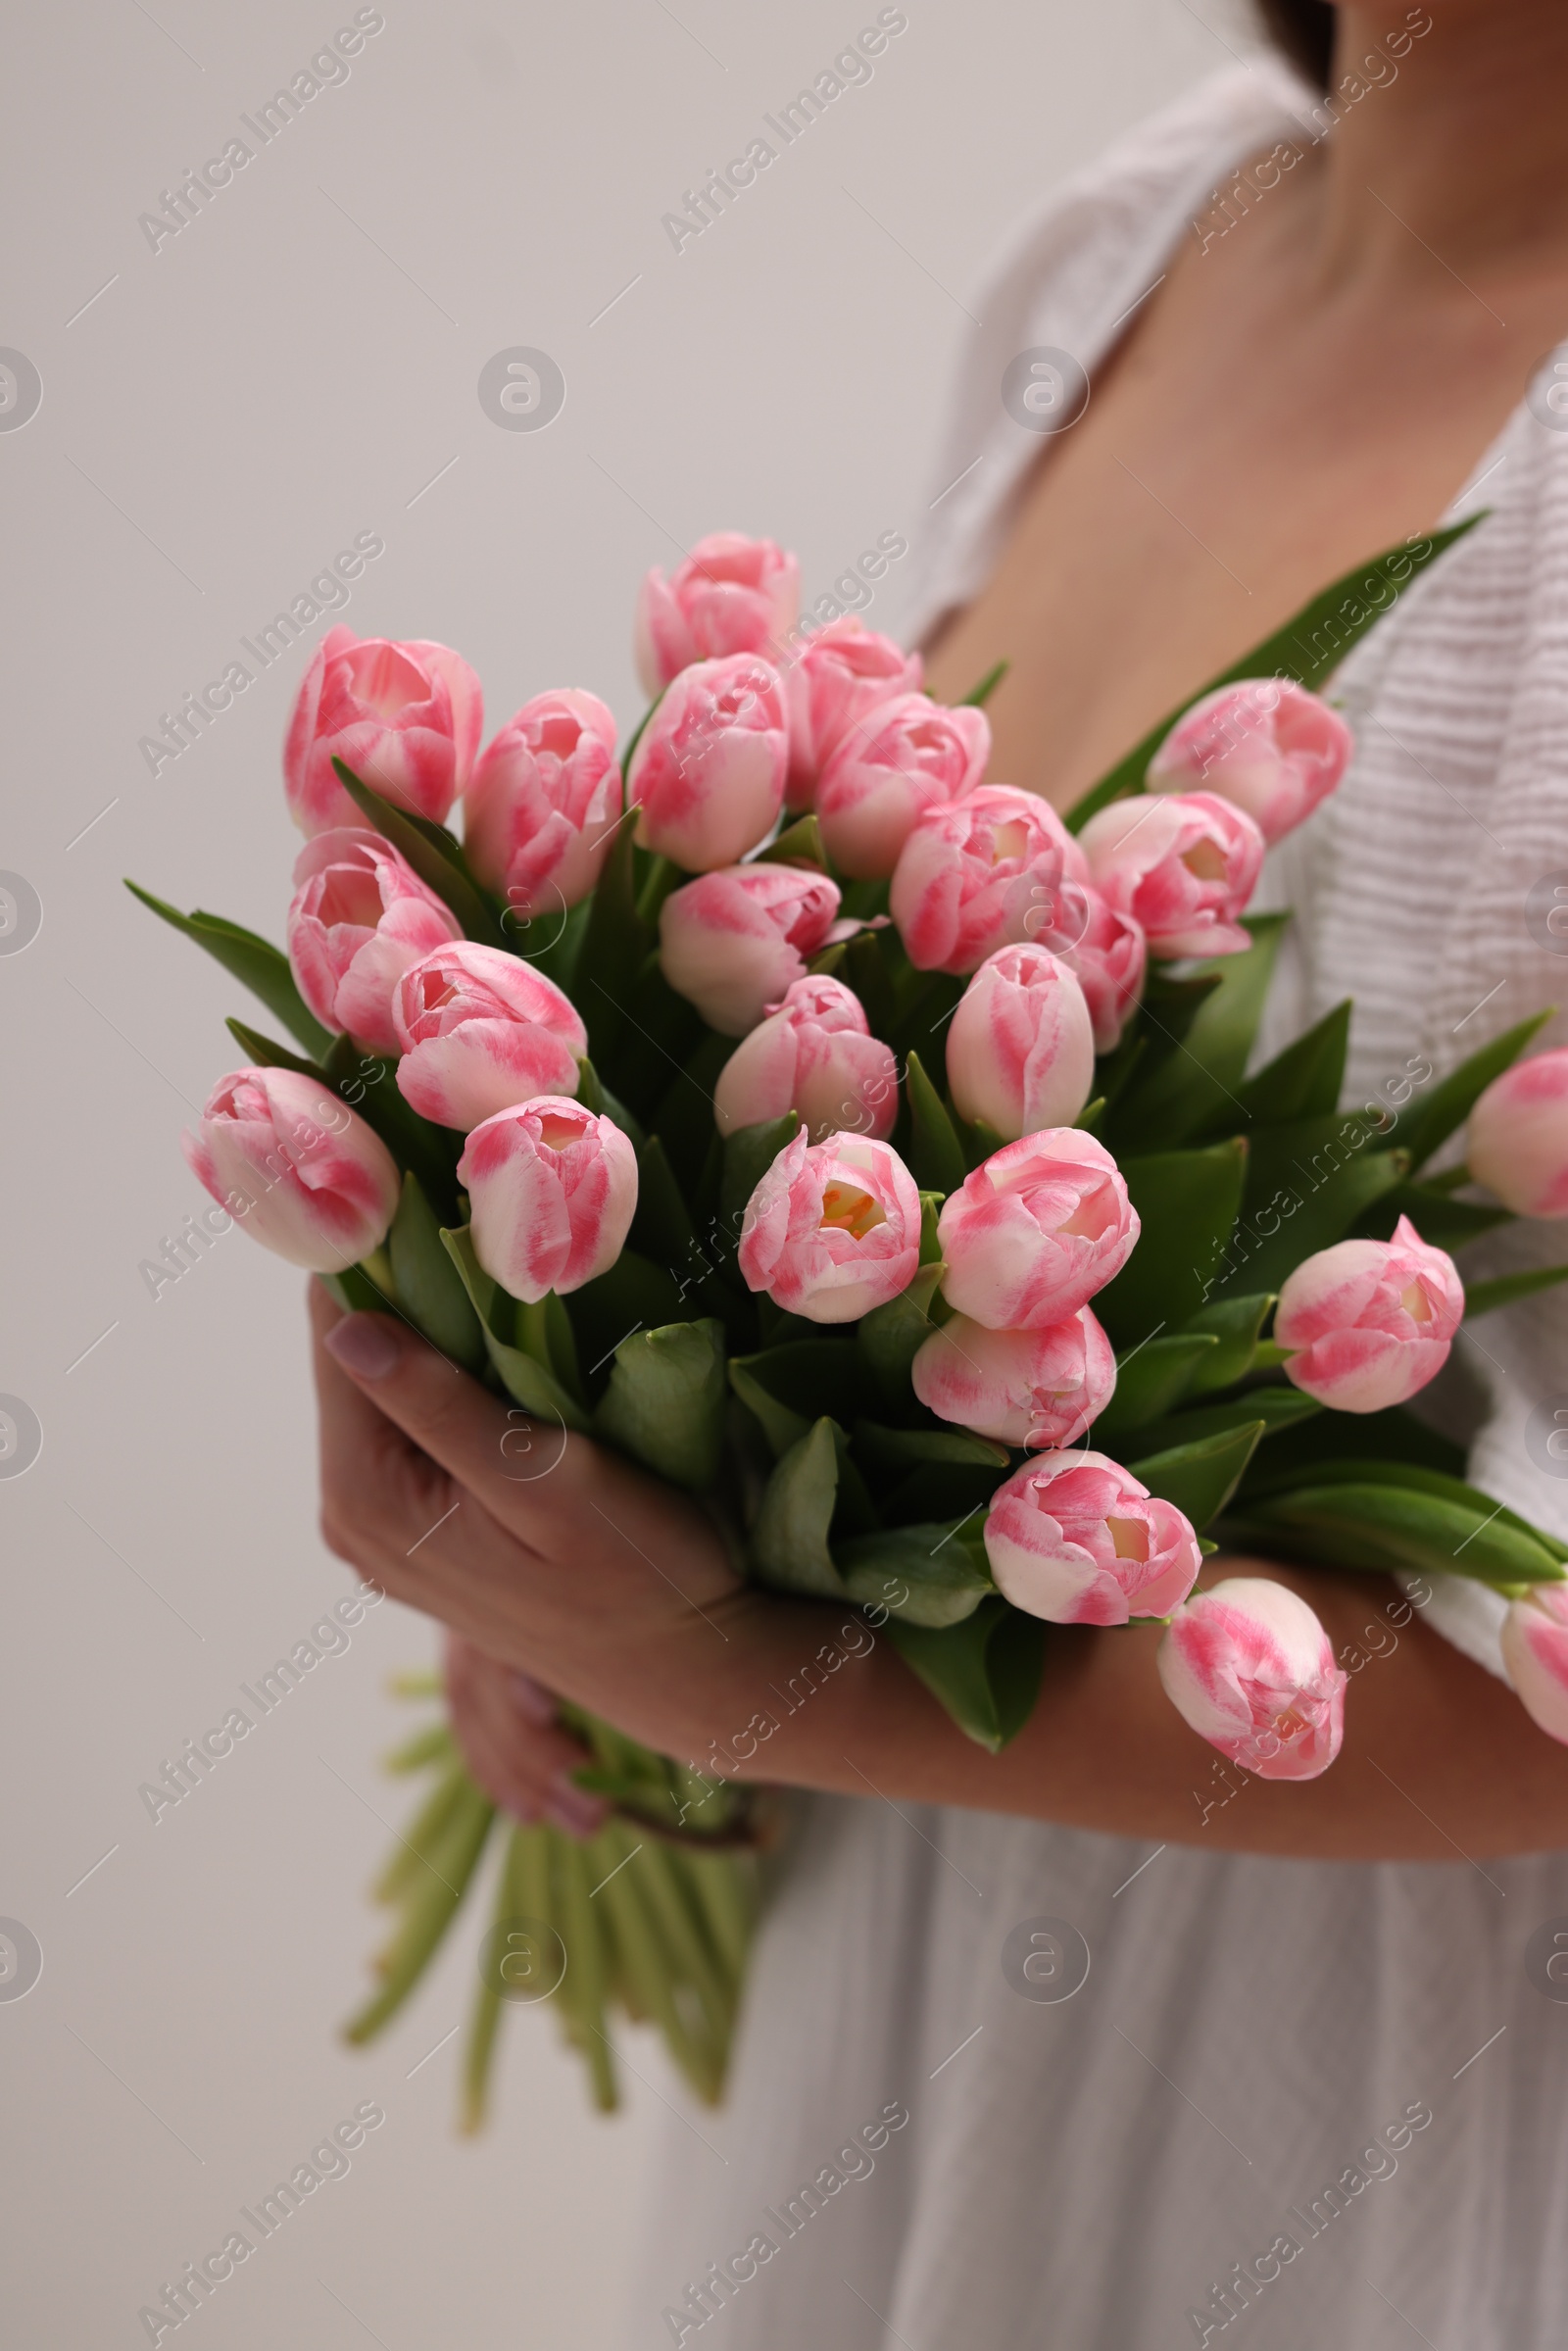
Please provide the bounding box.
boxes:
[1306,1,1568,290]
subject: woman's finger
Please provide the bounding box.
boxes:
[444,1637,607,1836]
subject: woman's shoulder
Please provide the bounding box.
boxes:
[973,57,1307,325]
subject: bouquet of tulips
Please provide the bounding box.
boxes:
[132,520,1568,2121]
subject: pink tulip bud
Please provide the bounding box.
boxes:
[463,690,622,920]
[392,942,587,1131]
[634,532,800,695]
[1500,1585,1568,1742]
[738,1130,921,1324]
[936,1130,1139,1329]
[287,828,463,1056]
[1077,790,1264,958]
[890,784,1092,976]
[659,863,843,1036]
[283,626,483,836]
[1038,887,1147,1053]
[984,1450,1201,1624]
[714,977,899,1145]
[910,1308,1115,1447]
[815,695,991,880]
[458,1096,638,1302]
[783,617,923,809]
[946,943,1097,1141]
[1148,680,1352,844]
[1467,1050,1568,1218]
[183,1067,401,1272]
[627,654,789,872]
[1157,1577,1347,1781]
[1274,1214,1463,1412]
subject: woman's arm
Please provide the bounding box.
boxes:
[315,1286,1568,1863]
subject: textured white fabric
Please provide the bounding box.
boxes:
[626,65,1568,2351]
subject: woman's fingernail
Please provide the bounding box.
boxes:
[509,1671,556,1726]
[324,1314,402,1380]
[546,1772,607,1837]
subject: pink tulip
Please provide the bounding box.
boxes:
[1274,1214,1463,1412]
[392,942,587,1131]
[1157,1577,1347,1781]
[936,1130,1139,1329]
[1148,679,1352,845]
[783,617,923,809]
[463,690,622,920]
[287,828,462,1057]
[634,532,800,695]
[183,1067,400,1272]
[713,977,899,1144]
[984,1450,1201,1625]
[910,1307,1115,1447]
[946,943,1097,1140]
[1501,1585,1568,1743]
[1039,888,1147,1053]
[1077,790,1264,958]
[659,863,843,1037]
[738,1130,921,1324]
[815,695,991,880]
[283,625,483,835]
[627,654,789,872]
[458,1097,637,1302]
[891,784,1092,976]
[1467,1050,1568,1219]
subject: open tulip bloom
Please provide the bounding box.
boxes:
[133,517,1568,2121]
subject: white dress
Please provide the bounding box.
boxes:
[628,62,1568,2351]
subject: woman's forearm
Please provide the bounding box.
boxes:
[688,1563,1568,1862]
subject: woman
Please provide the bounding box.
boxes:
[313,2,1568,2341]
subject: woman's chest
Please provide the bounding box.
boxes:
[923,237,1544,810]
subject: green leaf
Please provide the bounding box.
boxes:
[842,927,899,1042]
[438,1227,592,1431]
[1218,1113,1406,1298]
[719,1111,801,1259]
[1225,1476,1565,1588]
[564,1247,689,1387]
[730,1339,865,1424]
[224,1015,322,1077]
[1109,916,1289,1145]
[729,1361,809,1458]
[1127,1420,1267,1530]
[904,1051,967,1198]
[1236,1401,1465,1492]
[1218,1000,1351,1134]
[1094,1141,1248,1347]
[577,808,651,1063]
[322,1263,390,1316]
[1354,1181,1512,1251]
[388,1174,485,1369]
[886,1596,1045,1752]
[1382,1010,1554,1171]
[1065,519,1484,831]
[125,881,331,1055]
[756,812,827,870]
[1126,1383,1320,1460]
[856,1263,944,1413]
[516,1295,588,1411]
[594,1319,727,1490]
[1180,1292,1276,1392]
[852,1421,1011,1526]
[959,659,1009,708]
[330,759,507,948]
[749,1419,851,1600]
[835,1522,992,1628]
[1092,1335,1221,1438]
[1464,1262,1568,1319]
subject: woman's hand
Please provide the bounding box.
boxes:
[442,1634,608,1838]
[312,1282,1568,1861]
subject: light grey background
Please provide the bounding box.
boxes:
[1,0,1257,2340]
